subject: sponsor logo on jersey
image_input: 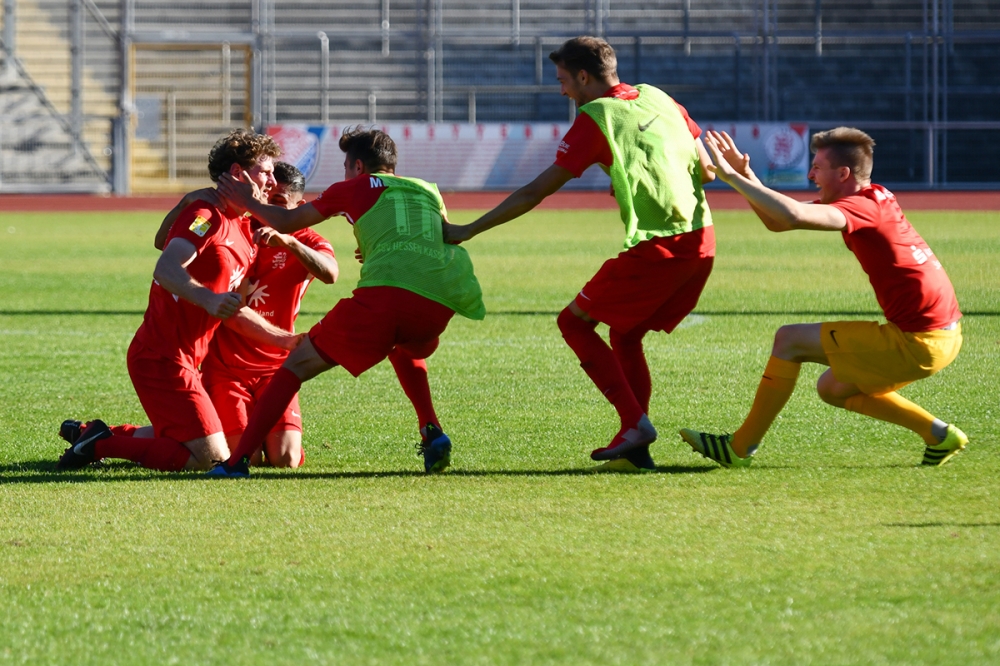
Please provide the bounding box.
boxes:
[228,266,247,292]
[189,216,211,237]
[248,280,269,307]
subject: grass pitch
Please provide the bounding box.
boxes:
[0,208,998,665]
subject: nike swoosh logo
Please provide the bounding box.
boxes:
[291,411,301,418]
[638,114,659,132]
[224,240,235,246]
[72,429,104,454]
[829,330,839,346]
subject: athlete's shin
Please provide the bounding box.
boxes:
[843,391,937,444]
[558,308,644,427]
[227,367,303,464]
[732,355,801,456]
[389,347,439,431]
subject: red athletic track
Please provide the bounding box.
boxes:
[1,189,998,212]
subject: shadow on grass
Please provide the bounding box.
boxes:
[3,309,999,318]
[0,460,714,484]
[882,522,1000,528]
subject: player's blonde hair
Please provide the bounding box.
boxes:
[810,127,875,182]
[207,129,282,182]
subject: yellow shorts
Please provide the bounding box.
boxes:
[820,320,962,396]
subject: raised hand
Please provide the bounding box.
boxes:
[442,222,473,245]
[217,172,258,213]
[253,226,289,248]
[705,130,754,180]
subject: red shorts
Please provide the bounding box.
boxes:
[202,363,302,438]
[576,230,715,334]
[126,337,222,443]
[309,286,455,377]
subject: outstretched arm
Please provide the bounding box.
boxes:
[154,188,224,250]
[217,172,326,233]
[703,131,846,232]
[443,164,574,243]
[254,227,339,284]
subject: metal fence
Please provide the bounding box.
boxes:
[1,0,999,193]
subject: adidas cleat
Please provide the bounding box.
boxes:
[922,424,968,467]
[590,415,658,461]
[418,423,451,473]
[205,456,251,479]
[679,428,754,469]
[55,419,110,470]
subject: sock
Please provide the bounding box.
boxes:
[110,424,140,437]
[732,356,801,457]
[843,391,938,445]
[228,367,302,464]
[610,328,651,414]
[931,419,949,443]
[389,347,439,430]
[558,308,644,428]
[95,434,191,471]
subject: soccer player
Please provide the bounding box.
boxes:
[56,129,302,472]
[207,126,485,477]
[443,36,716,472]
[679,127,966,467]
[153,162,339,468]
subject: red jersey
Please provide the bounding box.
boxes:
[202,227,335,375]
[310,174,388,223]
[830,184,961,332]
[133,200,256,369]
[554,83,702,178]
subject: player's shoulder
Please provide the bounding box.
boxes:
[174,199,229,240]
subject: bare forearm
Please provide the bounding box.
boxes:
[284,238,339,283]
[153,259,215,309]
[225,308,300,349]
[465,184,549,238]
[723,174,803,232]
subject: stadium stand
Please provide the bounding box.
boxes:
[2,0,998,192]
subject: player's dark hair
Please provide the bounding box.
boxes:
[811,127,875,182]
[549,36,617,81]
[207,128,281,182]
[273,161,305,193]
[339,125,397,174]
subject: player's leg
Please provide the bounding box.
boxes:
[609,327,651,414]
[263,430,304,468]
[389,344,440,431]
[221,336,332,468]
[558,302,652,460]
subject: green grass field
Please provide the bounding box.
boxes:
[1,208,998,665]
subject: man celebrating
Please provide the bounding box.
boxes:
[445,36,716,471]
[56,129,301,472]
[154,162,339,468]
[681,127,965,467]
[208,126,485,477]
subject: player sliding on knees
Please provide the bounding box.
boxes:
[207,126,486,478]
[56,130,303,472]
[444,36,717,472]
[680,127,966,468]
[149,161,338,468]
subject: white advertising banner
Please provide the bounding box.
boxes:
[267,121,810,192]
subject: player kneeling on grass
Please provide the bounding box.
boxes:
[679,127,966,468]
[56,130,303,472]
[207,126,486,478]
[150,161,339,468]
[444,36,717,472]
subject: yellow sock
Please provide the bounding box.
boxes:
[732,356,801,457]
[843,391,937,444]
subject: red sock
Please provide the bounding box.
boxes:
[110,424,140,437]
[610,328,651,414]
[557,308,644,427]
[95,434,191,471]
[229,367,302,464]
[389,347,439,429]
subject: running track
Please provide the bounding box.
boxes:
[1,190,998,212]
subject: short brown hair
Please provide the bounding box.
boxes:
[273,161,305,193]
[810,127,875,182]
[207,129,281,182]
[549,36,617,81]
[339,125,397,173]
